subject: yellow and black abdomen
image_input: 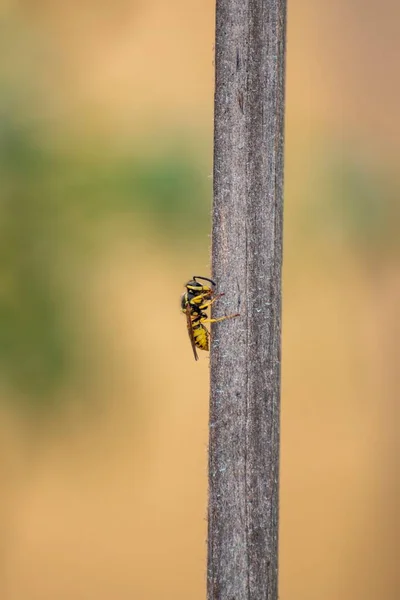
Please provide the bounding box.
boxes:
[192,322,209,352]
[181,289,212,355]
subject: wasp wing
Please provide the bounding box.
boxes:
[186,302,199,361]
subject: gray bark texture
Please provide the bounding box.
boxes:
[208,1,286,599]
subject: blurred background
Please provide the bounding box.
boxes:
[0,0,399,598]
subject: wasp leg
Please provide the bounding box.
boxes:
[198,293,225,310]
[190,291,213,306]
[200,313,239,324]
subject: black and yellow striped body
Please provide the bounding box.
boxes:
[181,291,211,353]
[192,322,209,351]
[181,276,239,360]
[181,302,210,352]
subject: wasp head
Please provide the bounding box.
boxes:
[185,276,215,298]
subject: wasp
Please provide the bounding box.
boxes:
[181,276,239,360]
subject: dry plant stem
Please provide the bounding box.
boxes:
[208,1,286,599]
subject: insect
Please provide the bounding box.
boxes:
[181,276,239,360]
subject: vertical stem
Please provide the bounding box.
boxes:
[208,1,286,599]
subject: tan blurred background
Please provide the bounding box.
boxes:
[0,1,399,599]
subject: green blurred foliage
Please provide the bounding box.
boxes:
[0,110,210,408]
[304,146,399,267]
[0,118,70,404]
[106,150,210,228]
[2,110,399,410]
[325,153,399,261]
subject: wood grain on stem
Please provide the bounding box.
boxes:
[208,1,286,599]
